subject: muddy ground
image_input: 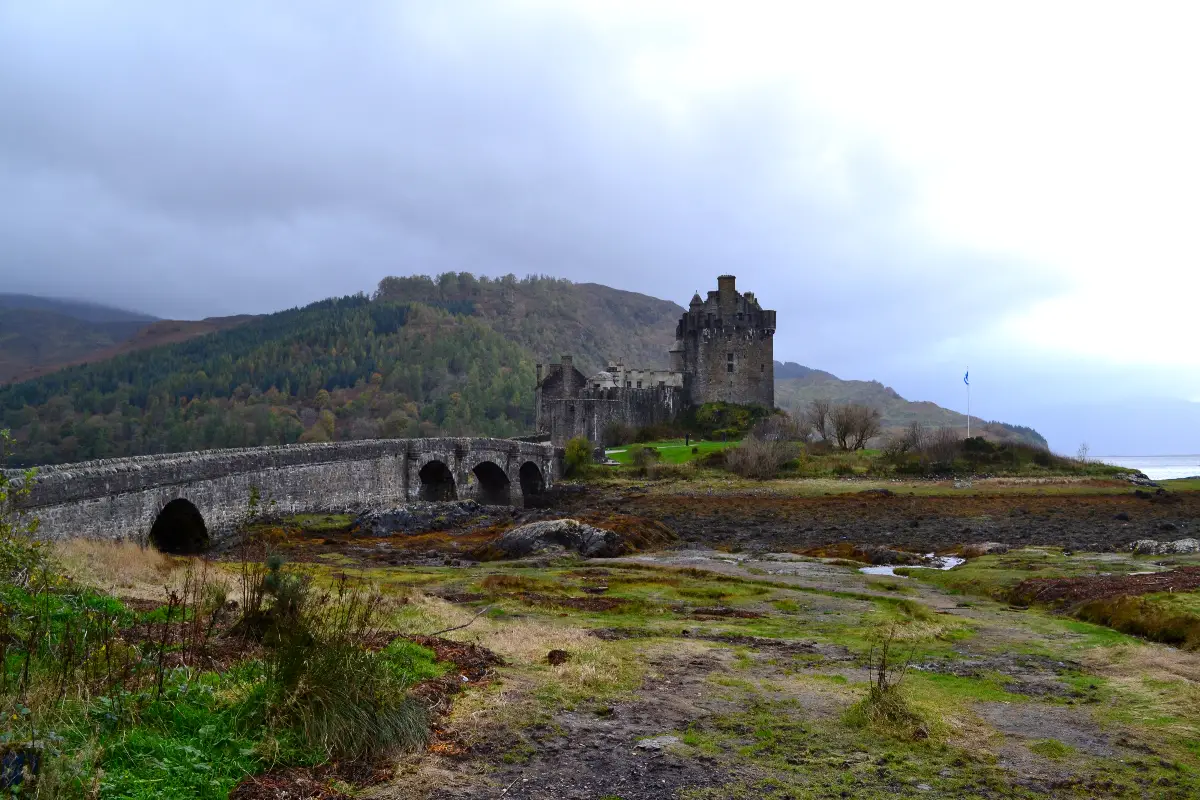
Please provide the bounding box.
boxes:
[553,483,1200,554]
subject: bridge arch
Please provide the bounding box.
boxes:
[472,461,511,505]
[519,461,546,505]
[149,498,209,554]
[418,459,458,501]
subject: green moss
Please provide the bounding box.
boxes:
[1029,739,1074,759]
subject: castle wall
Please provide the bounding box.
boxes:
[539,387,683,444]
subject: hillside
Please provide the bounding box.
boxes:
[0,291,536,466]
[0,295,157,385]
[773,364,1047,447]
[0,274,1047,465]
[0,295,253,386]
[375,273,682,374]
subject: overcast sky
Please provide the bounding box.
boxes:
[1,1,1198,454]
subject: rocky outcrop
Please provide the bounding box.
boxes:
[1115,472,1159,488]
[1128,538,1199,555]
[493,519,623,559]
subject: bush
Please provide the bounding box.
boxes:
[627,444,661,469]
[564,436,594,477]
[257,568,431,759]
[723,437,800,479]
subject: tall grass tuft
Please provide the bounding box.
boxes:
[843,624,930,740]
[255,568,431,759]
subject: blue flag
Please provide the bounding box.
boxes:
[964,371,969,386]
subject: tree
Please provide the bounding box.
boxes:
[849,406,883,450]
[829,403,882,451]
[804,398,832,442]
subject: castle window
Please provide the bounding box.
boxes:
[760,364,764,373]
[727,353,734,373]
[636,381,642,388]
[625,381,631,388]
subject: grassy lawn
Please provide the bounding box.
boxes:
[605,438,737,464]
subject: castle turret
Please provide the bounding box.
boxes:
[677,275,775,408]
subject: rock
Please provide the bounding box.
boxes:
[1114,512,1131,522]
[546,649,571,666]
[1115,472,1159,487]
[1128,537,1200,555]
[355,500,484,537]
[953,480,973,489]
[635,735,680,751]
[493,519,622,558]
[960,542,1009,558]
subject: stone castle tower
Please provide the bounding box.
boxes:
[672,275,775,407]
[536,275,776,444]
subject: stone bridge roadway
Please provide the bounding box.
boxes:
[6,438,558,553]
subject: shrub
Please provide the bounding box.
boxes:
[723,437,800,479]
[627,444,661,469]
[257,568,430,759]
[564,436,594,477]
[0,430,46,587]
[843,624,928,739]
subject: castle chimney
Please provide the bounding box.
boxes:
[717,275,736,298]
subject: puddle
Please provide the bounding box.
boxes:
[860,555,965,577]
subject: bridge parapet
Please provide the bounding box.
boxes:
[4,437,557,550]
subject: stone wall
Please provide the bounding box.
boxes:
[4,438,556,546]
[539,386,684,444]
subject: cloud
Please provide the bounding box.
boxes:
[1,1,1195,454]
[0,4,1053,336]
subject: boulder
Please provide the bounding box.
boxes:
[493,519,622,559]
[355,500,484,537]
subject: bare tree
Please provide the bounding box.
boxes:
[849,406,883,450]
[805,398,832,442]
[829,403,883,451]
[1076,442,1090,463]
[752,412,810,442]
[903,421,928,452]
[829,404,856,450]
[924,427,960,463]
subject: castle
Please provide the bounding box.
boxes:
[536,275,776,444]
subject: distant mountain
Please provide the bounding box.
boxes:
[0,294,157,324]
[0,274,1046,465]
[773,364,1047,448]
[0,295,253,386]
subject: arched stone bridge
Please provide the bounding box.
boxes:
[8,438,557,552]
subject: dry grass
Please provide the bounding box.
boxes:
[55,538,181,595]
[1082,642,1200,738]
[53,539,239,607]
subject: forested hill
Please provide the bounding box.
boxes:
[0,293,538,466]
[0,273,1047,466]
[0,273,686,466]
[375,274,682,374]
